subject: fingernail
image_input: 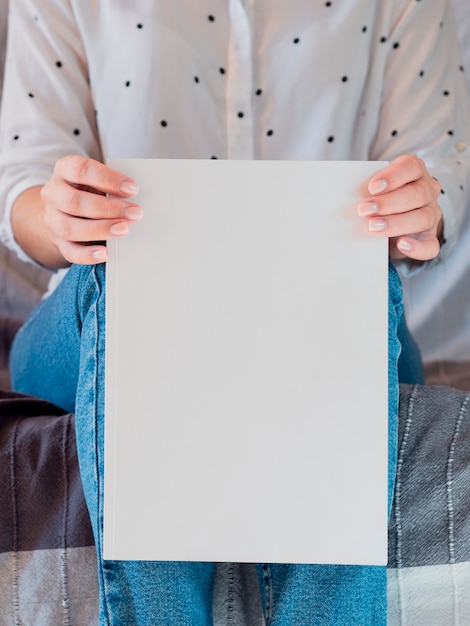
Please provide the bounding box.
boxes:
[397,238,414,252]
[369,179,388,195]
[368,218,388,232]
[120,180,139,195]
[110,222,129,236]
[358,201,378,216]
[125,205,144,220]
[92,249,108,262]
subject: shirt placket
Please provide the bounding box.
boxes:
[226,0,254,160]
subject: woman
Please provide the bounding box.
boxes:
[1,1,468,623]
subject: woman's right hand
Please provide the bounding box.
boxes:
[12,155,143,268]
[39,155,143,265]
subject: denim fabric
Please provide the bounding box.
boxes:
[11,265,215,625]
[10,262,419,625]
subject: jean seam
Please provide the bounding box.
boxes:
[94,266,112,626]
[261,564,272,625]
[226,563,235,624]
[79,264,112,626]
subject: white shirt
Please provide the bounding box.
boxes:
[0,0,469,282]
[402,0,470,363]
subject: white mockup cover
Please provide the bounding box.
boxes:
[104,158,389,565]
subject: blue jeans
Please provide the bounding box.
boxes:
[10,262,421,625]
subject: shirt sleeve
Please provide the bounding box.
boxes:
[0,0,103,265]
[369,0,470,273]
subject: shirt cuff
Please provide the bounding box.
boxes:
[0,176,50,267]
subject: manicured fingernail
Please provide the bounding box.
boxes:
[92,249,108,262]
[120,180,139,195]
[369,179,388,195]
[397,238,414,252]
[110,222,129,236]
[125,205,144,220]
[358,201,378,216]
[368,218,388,232]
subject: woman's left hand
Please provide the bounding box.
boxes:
[358,154,443,261]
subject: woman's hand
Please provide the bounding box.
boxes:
[40,155,143,265]
[14,155,142,267]
[358,155,443,261]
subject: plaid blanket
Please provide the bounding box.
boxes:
[0,390,97,625]
[1,384,470,625]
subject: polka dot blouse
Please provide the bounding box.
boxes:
[0,0,469,266]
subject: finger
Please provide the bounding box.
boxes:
[42,178,143,221]
[366,205,438,240]
[54,155,139,197]
[390,233,441,262]
[56,240,109,265]
[46,209,134,244]
[367,155,430,195]
[358,178,441,217]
